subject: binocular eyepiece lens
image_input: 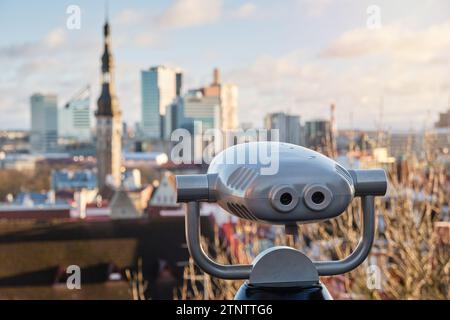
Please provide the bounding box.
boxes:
[280,193,293,206]
[270,186,299,213]
[304,185,333,211]
[311,191,325,205]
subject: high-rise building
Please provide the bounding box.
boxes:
[202,68,238,131]
[176,72,183,97]
[304,120,333,153]
[220,84,238,131]
[141,66,182,139]
[264,112,302,145]
[164,97,185,140]
[59,86,91,141]
[30,93,58,153]
[183,90,221,131]
[435,108,450,128]
[95,19,122,190]
[175,90,221,163]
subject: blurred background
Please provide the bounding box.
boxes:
[0,0,448,299]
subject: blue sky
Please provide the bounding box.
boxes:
[1,0,450,131]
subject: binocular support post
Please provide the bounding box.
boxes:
[186,202,252,279]
[185,195,375,281]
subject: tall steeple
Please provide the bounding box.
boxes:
[96,13,122,192]
[96,18,120,117]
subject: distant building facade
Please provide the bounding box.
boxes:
[150,172,178,207]
[435,108,450,128]
[0,130,29,153]
[432,106,450,153]
[0,191,71,220]
[264,112,302,145]
[95,20,122,190]
[141,67,237,140]
[183,90,221,131]
[122,151,169,167]
[59,87,91,142]
[148,172,183,217]
[0,153,40,171]
[141,66,182,139]
[122,169,142,190]
[388,132,422,157]
[109,188,141,219]
[201,68,238,131]
[304,120,333,152]
[163,97,185,140]
[30,93,58,153]
[51,170,97,191]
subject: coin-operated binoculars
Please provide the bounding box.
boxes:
[176,142,387,300]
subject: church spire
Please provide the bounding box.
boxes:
[95,12,123,191]
[105,0,109,22]
[96,13,120,117]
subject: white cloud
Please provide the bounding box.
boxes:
[1,2,449,131]
[116,9,144,26]
[298,0,334,17]
[133,34,158,47]
[233,3,257,19]
[115,2,256,49]
[321,23,450,63]
[43,28,67,48]
[228,25,450,131]
[0,28,99,129]
[158,0,224,29]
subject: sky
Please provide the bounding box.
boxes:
[0,0,450,132]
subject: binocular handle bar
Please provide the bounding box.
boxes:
[185,195,376,279]
[186,202,252,279]
[314,195,375,276]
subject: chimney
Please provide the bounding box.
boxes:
[330,103,336,132]
[213,68,220,85]
[330,103,337,158]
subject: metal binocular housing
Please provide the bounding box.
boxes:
[176,142,387,292]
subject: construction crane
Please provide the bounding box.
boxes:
[64,85,90,109]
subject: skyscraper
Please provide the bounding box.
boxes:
[220,83,238,131]
[179,90,221,164]
[164,97,185,140]
[59,86,91,142]
[304,120,333,153]
[202,68,238,131]
[95,19,122,190]
[435,107,450,128]
[183,89,221,131]
[264,112,302,146]
[30,93,58,153]
[141,66,182,139]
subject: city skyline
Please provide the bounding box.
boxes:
[0,2,448,302]
[1,0,450,132]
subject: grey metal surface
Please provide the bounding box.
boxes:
[249,246,319,288]
[176,175,210,202]
[177,142,387,283]
[349,169,387,196]
[185,202,252,279]
[209,142,354,225]
[178,142,355,224]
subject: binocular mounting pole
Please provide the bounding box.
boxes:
[185,195,375,299]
